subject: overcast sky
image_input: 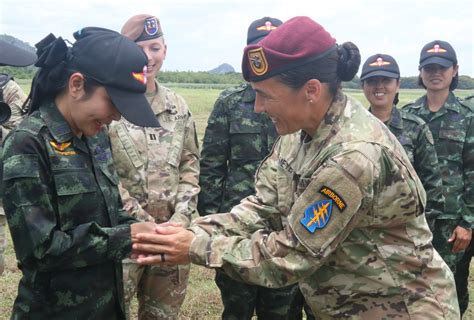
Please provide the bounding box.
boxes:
[1,0,473,76]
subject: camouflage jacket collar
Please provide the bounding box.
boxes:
[412,92,462,116]
[149,80,176,115]
[242,83,256,103]
[386,106,403,130]
[40,101,75,144]
[303,90,346,145]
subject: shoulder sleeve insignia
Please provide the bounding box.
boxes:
[300,199,333,233]
[319,186,346,211]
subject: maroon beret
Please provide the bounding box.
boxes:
[242,16,337,82]
[121,14,163,42]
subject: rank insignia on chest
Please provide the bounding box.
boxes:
[50,140,76,155]
[300,199,333,233]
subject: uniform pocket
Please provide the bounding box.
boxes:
[229,120,263,160]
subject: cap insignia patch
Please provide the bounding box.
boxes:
[427,44,447,53]
[256,21,278,31]
[248,47,268,76]
[369,57,390,67]
[132,65,147,85]
[144,17,159,36]
[300,199,333,233]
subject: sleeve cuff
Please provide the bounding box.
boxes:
[104,225,132,261]
[188,226,213,266]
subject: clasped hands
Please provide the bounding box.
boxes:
[130,221,195,265]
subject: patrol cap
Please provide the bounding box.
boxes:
[242,16,337,82]
[360,54,400,81]
[0,38,36,67]
[247,17,283,45]
[419,40,457,69]
[72,27,159,127]
[121,15,163,42]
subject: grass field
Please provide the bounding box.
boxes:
[1,81,474,319]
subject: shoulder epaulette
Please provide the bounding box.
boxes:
[400,110,427,125]
[459,95,474,111]
[219,83,249,100]
[0,73,11,88]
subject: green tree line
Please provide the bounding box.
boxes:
[1,66,474,89]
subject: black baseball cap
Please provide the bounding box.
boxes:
[72,27,159,127]
[360,54,400,81]
[0,38,36,67]
[419,40,457,69]
[247,17,283,45]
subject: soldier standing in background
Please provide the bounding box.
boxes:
[132,16,460,319]
[109,14,200,320]
[360,53,444,229]
[0,39,36,276]
[198,17,307,320]
[403,40,474,316]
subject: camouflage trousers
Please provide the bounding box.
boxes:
[429,218,466,314]
[288,288,317,320]
[454,237,473,316]
[123,259,190,320]
[215,270,300,320]
[0,213,5,276]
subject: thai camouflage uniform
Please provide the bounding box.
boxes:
[403,92,474,315]
[0,75,28,276]
[188,91,460,319]
[109,81,200,320]
[2,101,136,319]
[369,106,444,226]
[198,83,300,320]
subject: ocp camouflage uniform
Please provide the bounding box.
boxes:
[2,101,136,319]
[109,81,200,319]
[0,75,28,276]
[198,83,300,320]
[189,91,460,319]
[369,106,444,225]
[403,92,474,314]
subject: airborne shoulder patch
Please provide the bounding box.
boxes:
[319,186,346,211]
[300,199,333,233]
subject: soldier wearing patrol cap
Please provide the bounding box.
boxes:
[403,40,474,316]
[360,53,444,231]
[0,39,37,277]
[2,27,160,319]
[198,17,310,320]
[131,16,459,319]
[108,14,200,320]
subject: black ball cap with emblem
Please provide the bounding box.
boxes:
[0,38,36,67]
[360,53,400,81]
[419,40,457,69]
[247,17,283,45]
[72,27,159,127]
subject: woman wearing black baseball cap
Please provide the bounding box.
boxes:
[403,40,474,316]
[361,53,444,233]
[2,27,160,319]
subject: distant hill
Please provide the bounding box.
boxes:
[208,63,235,74]
[0,34,36,53]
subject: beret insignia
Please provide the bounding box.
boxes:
[248,47,268,76]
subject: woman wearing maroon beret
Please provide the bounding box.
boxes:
[132,16,459,319]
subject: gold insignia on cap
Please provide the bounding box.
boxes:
[369,57,390,67]
[427,44,447,53]
[256,21,278,31]
[248,47,268,76]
